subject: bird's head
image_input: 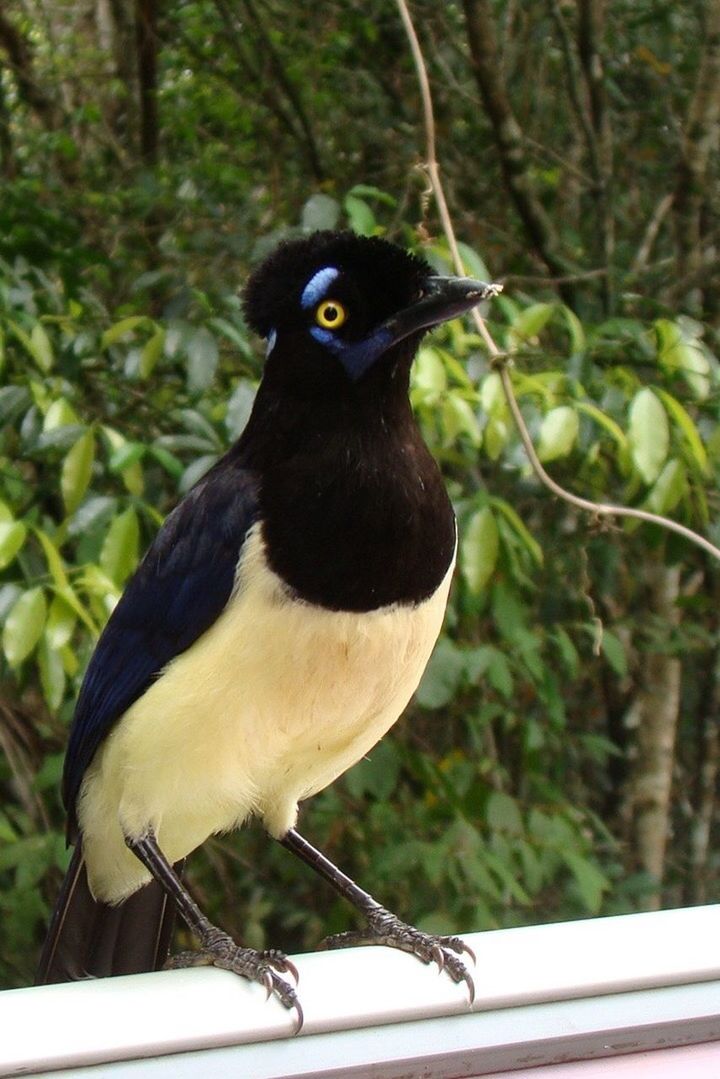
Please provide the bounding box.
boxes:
[243,231,493,394]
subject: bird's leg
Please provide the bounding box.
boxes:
[279,828,475,1002]
[125,831,302,1026]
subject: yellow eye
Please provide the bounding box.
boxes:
[315,299,347,329]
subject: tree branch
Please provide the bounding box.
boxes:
[0,10,58,127]
[673,0,720,298]
[575,0,615,312]
[460,0,575,300]
[395,0,720,568]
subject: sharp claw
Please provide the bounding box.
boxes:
[431,944,446,972]
[293,1000,305,1034]
[262,971,274,1000]
[463,970,476,1006]
[284,957,300,985]
[458,940,477,965]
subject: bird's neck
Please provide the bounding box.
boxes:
[232,378,456,613]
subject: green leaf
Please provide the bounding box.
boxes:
[61,430,95,514]
[344,194,376,235]
[562,306,586,354]
[108,442,145,473]
[100,508,140,586]
[575,401,627,449]
[486,649,513,698]
[38,635,66,710]
[461,506,499,593]
[139,327,165,378]
[480,372,506,416]
[601,630,627,677]
[486,791,523,835]
[647,458,686,514]
[45,594,77,649]
[187,328,219,393]
[484,417,508,460]
[347,184,397,207]
[562,850,610,913]
[101,316,148,349]
[628,388,668,484]
[441,395,481,446]
[3,588,47,666]
[537,406,579,462]
[455,241,491,283]
[8,320,55,372]
[509,302,555,346]
[34,528,70,589]
[226,380,256,439]
[0,521,26,570]
[416,637,466,709]
[30,323,54,372]
[655,388,708,475]
[412,346,447,397]
[43,398,79,432]
[656,318,711,399]
[490,499,543,566]
[345,741,400,801]
[301,193,340,231]
[103,427,145,494]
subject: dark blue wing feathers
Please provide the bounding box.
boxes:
[63,463,259,829]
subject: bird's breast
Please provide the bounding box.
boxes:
[78,526,455,903]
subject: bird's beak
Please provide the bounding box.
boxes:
[380,276,498,348]
[338,274,499,380]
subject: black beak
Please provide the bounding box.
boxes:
[338,274,499,380]
[381,276,497,349]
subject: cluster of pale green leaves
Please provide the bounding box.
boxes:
[1,202,717,981]
[410,294,715,599]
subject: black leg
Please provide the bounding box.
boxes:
[279,828,475,1002]
[126,832,302,1027]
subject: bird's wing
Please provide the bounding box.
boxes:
[63,463,259,829]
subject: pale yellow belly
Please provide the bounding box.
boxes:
[78,527,455,903]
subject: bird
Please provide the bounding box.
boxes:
[36,230,495,1022]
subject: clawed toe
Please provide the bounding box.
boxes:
[322,911,475,1003]
[167,935,303,1029]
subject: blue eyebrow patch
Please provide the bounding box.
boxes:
[301,266,340,309]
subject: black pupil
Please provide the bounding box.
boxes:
[324,305,338,322]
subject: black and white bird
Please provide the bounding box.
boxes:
[36,230,495,1022]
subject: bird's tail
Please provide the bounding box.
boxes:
[35,841,177,984]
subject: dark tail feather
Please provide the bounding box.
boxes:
[36,841,177,984]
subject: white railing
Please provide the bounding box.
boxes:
[2,905,720,1077]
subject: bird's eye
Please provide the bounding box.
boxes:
[315,299,347,329]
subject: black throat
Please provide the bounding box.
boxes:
[234,362,456,612]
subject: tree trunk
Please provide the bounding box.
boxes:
[135,0,159,165]
[672,0,720,308]
[461,0,575,302]
[623,561,682,909]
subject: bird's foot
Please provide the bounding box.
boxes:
[322,907,475,1003]
[167,928,303,1029]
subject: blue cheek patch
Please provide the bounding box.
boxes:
[311,325,393,381]
[310,326,339,350]
[301,266,340,309]
[265,328,277,356]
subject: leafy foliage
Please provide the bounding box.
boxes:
[0,0,719,990]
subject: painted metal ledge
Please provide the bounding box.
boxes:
[2,905,720,1077]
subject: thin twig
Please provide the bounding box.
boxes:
[495,360,720,562]
[631,193,674,274]
[394,0,720,565]
[395,0,497,357]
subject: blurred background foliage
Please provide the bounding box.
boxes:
[1,0,719,987]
